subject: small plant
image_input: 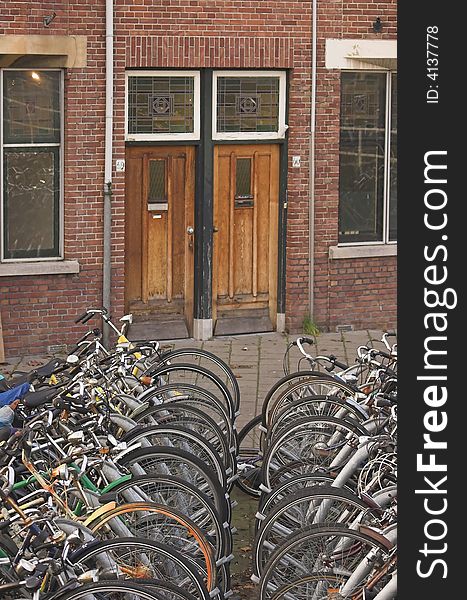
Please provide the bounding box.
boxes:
[303,315,320,336]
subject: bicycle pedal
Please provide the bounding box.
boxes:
[227,474,239,484]
[250,574,260,584]
[259,483,271,493]
[209,587,221,598]
[230,499,238,508]
[230,526,238,534]
[255,511,266,521]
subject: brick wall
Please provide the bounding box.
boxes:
[1,1,108,356]
[292,0,398,333]
[0,0,397,357]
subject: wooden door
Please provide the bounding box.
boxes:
[125,146,195,332]
[213,144,279,330]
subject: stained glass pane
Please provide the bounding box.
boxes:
[3,149,59,259]
[339,72,386,243]
[3,71,61,144]
[217,77,280,133]
[128,76,194,134]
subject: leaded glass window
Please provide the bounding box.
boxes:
[217,76,279,133]
[127,73,199,139]
[213,71,286,139]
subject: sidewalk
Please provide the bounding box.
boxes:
[1,329,385,429]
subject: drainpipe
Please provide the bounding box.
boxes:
[308,0,318,323]
[103,0,114,347]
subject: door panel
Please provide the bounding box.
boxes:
[213,144,279,329]
[125,146,194,333]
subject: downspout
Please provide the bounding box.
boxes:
[308,0,317,323]
[103,0,114,347]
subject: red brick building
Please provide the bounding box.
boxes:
[0,1,397,357]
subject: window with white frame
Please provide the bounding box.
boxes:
[1,69,62,261]
[213,71,287,140]
[339,71,397,244]
[126,71,200,141]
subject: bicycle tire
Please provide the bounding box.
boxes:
[49,580,165,600]
[261,371,359,428]
[267,393,369,444]
[260,415,369,490]
[128,402,235,473]
[102,474,230,558]
[121,425,228,490]
[134,383,236,450]
[117,446,230,523]
[70,536,210,600]
[88,502,216,592]
[138,363,235,422]
[254,485,380,576]
[154,348,240,412]
[235,415,263,497]
[258,523,393,599]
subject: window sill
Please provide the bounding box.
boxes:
[0,260,80,277]
[329,245,397,260]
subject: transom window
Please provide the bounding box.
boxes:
[213,71,287,140]
[1,69,62,261]
[126,71,200,141]
[339,71,397,244]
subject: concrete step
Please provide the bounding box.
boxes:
[127,318,189,341]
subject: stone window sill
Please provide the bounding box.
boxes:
[0,260,80,277]
[329,245,397,260]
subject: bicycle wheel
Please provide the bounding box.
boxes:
[258,524,394,599]
[70,537,210,600]
[122,425,228,490]
[257,473,354,518]
[117,446,230,523]
[139,364,236,422]
[260,415,368,490]
[267,572,349,600]
[128,402,234,473]
[101,474,230,559]
[133,581,198,600]
[154,348,240,413]
[253,486,381,576]
[261,372,359,428]
[88,502,216,593]
[134,383,236,451]
[235,415,262,497]
[267,394,369,444]
[52,580,166,600]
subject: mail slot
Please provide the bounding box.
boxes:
[148,203,168,211]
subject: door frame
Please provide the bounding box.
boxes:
[124,145,195,334]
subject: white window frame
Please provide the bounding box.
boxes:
[338,69,397,248]
[212,70,287,141]
[0,68,65,263]
[125,70,201,142]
